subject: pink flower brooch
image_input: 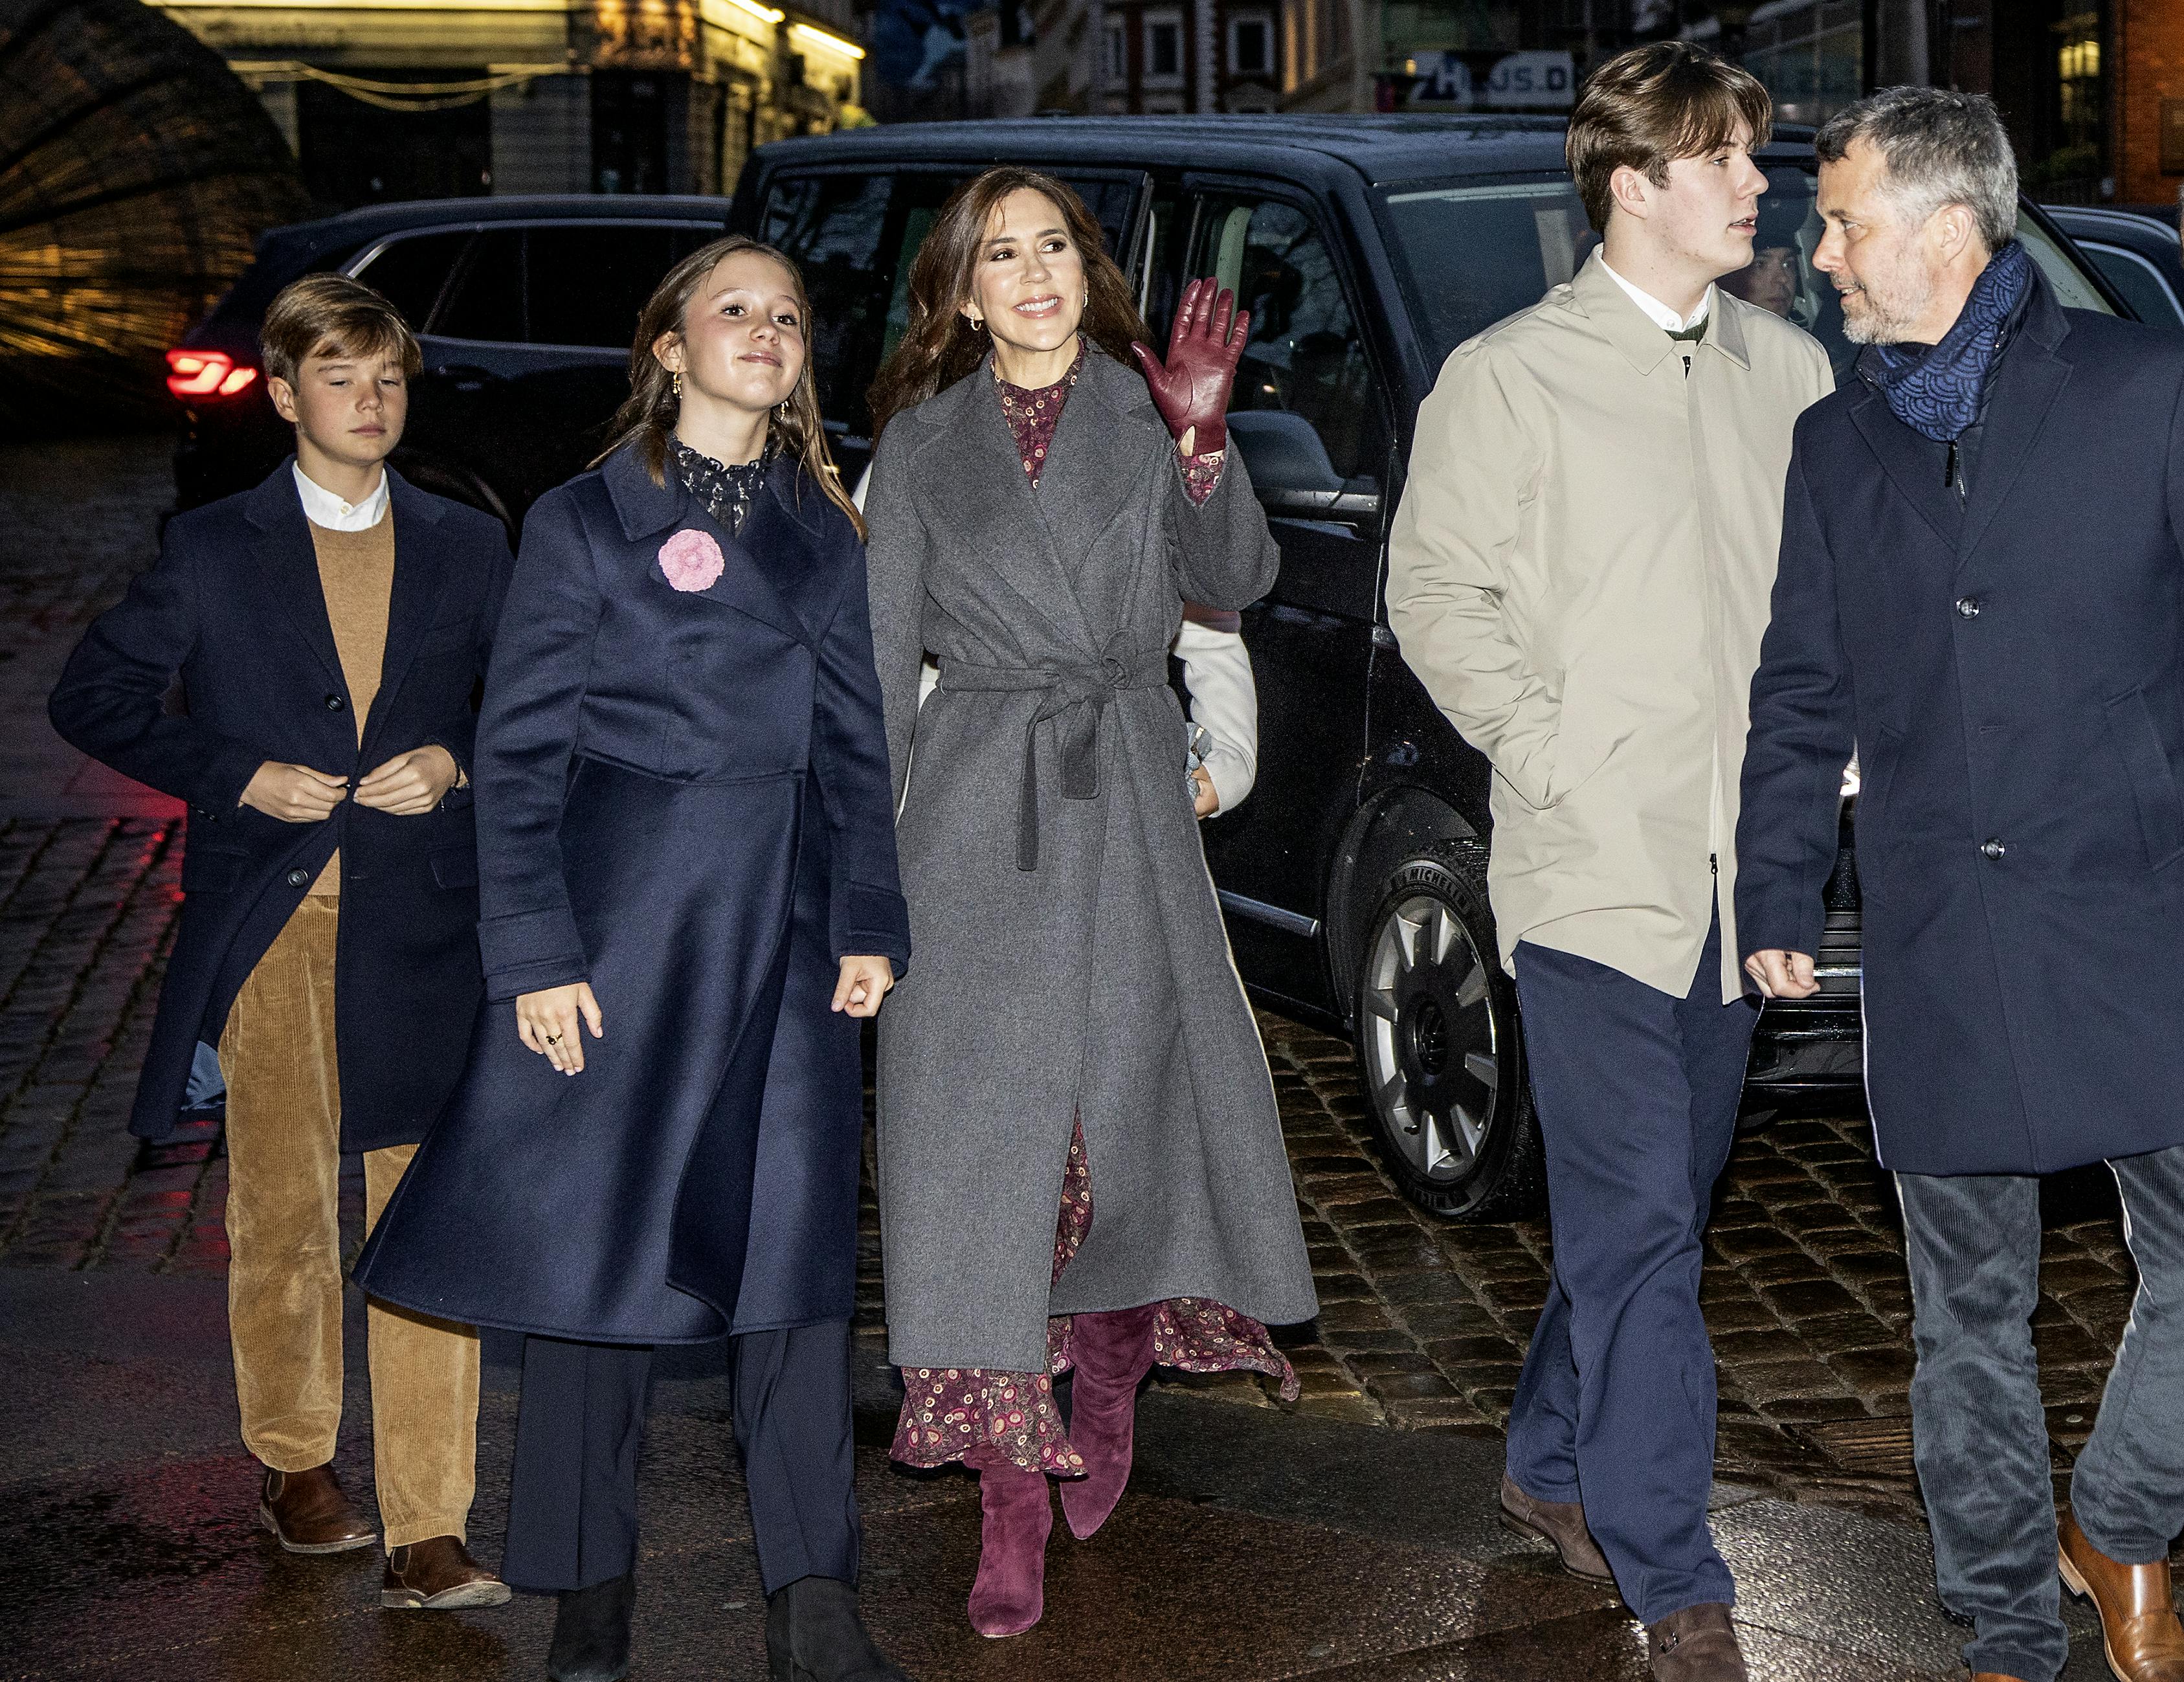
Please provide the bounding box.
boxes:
[659,528,725,593]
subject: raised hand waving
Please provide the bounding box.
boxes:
[1130,277,1249,457]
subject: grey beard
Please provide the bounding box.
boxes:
[1839,276,1933,344]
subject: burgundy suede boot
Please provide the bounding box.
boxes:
[964,1449,1052,1639]
[1058,1305,1159,1542]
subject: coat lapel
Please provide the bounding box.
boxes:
[245,462,346,695]
[1034,353,1149,579]
[364,470,451,752]
[1956,282,2073,570]
[738,459,844,645]
[603,442,807,645]
[1846,384,1963,549]
[922,361,1096,654]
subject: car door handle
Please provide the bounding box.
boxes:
[1258,487,1382,519]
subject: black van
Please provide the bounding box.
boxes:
[726,116,2128,1220]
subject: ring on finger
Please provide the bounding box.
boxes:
[544,1033,561,1044]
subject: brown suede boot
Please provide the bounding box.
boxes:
[381,1535,511,1609]
[1497,1472,1615,1585]
[1645,1602,1747,1681]
[259,1463,376,1554]
[2059,1509,2184,1682]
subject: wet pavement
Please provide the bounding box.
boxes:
[0,433,2165,1679]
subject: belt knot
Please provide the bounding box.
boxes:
[937,637,1167,870]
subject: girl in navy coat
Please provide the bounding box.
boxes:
[358,239,914,1682]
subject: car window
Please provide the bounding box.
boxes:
[2077,240,2184,328]
[1187,193,1387,494]
[527,225,689,349]
[1379,170,2116,380]
[351,230,473,330]
[761,174,896,442]
[433,228,525,342]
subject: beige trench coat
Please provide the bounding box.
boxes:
[1387,252,1834,1002]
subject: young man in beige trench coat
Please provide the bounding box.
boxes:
[1386,43,1834,1682]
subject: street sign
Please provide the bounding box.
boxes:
[1401,49,1574,111]
[1482,49,1573,108]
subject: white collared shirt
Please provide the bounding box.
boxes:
[1599,258,1714,334]
[293,462,389,532]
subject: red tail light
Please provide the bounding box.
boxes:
[166,349,260,399]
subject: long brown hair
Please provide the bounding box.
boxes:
[867,168,1150,440]
[593,235,864,539]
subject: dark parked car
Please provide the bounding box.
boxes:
[168,195,730,524]
[2044,203,2184,330]
[726,117,2130,1219]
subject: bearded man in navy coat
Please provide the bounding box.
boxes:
[1738,89,2184,1682]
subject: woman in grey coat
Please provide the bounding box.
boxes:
[862,167,1316,1639]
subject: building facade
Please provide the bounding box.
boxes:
[1003,0,1283,114]
[151,0,869,210]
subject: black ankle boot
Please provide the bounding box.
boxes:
[548,1569,635,1682]
[764,1576,913,1682]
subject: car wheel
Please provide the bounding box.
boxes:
[1351,840,1544,1220]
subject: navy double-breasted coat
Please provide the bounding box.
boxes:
[357,443,911,1343]
[1737,271,2184,1176]
[47,463,510,1151]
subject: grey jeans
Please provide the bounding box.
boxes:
[1898,1143,2184,1682]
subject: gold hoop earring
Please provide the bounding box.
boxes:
[968,316,986,333]
[671,371,683,399]
[776,401,790,421]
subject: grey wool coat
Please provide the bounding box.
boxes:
[865,346,1319,1373]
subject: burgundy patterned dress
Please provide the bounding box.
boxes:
[889,342,1300,1477]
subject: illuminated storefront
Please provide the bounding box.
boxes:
[150,0,871,208]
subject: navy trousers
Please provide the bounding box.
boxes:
[502,1319,861,1596]
[1505,911,1757,1626]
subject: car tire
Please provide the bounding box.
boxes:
[1350,840,1544,1221]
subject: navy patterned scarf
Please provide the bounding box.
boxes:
[1859,240,2033,443]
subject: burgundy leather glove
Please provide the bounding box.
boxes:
[1130,276,1249,456]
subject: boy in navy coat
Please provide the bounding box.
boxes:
[49,275,513,1609]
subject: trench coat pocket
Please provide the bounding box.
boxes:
[429,845,479,891]
[1536,668,1614,811]
[181,846,245,894]
[2104,688,2184,870]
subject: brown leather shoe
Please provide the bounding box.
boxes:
[2059,1508,2184,1682]
[1646,1602,1747,1681]
[381,1536,512,1610]
[1497,1473,1615,1585]
[259,1463,376,1554]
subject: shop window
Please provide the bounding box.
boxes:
[295,71,491,210]
[593,73,671,195]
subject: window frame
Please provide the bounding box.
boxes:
[2077,238,2184,328]
[348,218,726,353]
[1227,11,1274,78]
[1143,12,1185,85]
[1174,174,1395,523]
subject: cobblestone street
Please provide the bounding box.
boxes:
[0,432,2145,1538]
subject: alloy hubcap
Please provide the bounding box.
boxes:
[1362,891,1499,1182]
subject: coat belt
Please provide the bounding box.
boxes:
[939,642,1168,871]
